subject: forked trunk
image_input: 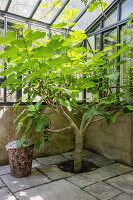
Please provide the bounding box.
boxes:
[74,132,83,173]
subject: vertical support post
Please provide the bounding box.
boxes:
[4,16,7,103]
[116,2,120,95]
[99,21,103,98]
[83,39,87,102]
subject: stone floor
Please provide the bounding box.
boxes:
[0,150,133,200]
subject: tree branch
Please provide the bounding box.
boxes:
[82,115,95,134]
[91,117,105,123]
[56,105,80,135]
[80,116,86,132]
[56,105,75,125]
[46,125,72,134]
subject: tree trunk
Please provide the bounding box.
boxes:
[74,132,83,173]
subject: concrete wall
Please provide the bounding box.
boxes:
[84,115,133,166]
[0,106,132,167]
[0,106,75,165]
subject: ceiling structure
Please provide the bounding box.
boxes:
[0,0,115,32]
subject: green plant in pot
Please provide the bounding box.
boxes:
[5,139,34,178]
[0,2,132,175]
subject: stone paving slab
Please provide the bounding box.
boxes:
[111,193,133,200]
[0,178,5,188]
[100,163,133,175]
[36,155,68,166]
[106,173,133,196]
[32,160,42,168]
[15,179,97,200]
[84,181,121,200]
[0,187,17,200]
[0,164,10,175]
[67,174,97,188]
[67,167,116,188]
[0,168,51,193]
[62,150,94,160]
[83,154,115,167]
[38,165,72,180]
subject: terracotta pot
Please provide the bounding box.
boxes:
[6,140,34,178]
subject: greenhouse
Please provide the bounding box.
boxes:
[0,0,133,199]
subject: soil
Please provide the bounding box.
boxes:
[58,160,99,174]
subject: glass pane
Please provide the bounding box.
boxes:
[95,34,100,50]
[72,0,114,31]
[103,9,117,27]
[72,9,101,31]
[87,34,100,51]
[0,0,8,10]
[6,88,16,102]
[120,25,133,103]
[0,17,4,76]
[87,36,95,51]
[103,29,117,89]
[103,29,117,47]
[33,0,65,24]
[8,0,38,17]
[0,87,4,102]
[121,0,133,20]
[54,0,86,25]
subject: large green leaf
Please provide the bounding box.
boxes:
[35,138,44,151]
[84,108,100,120]
[0,31,16,45]
[59,99,72,111]
[25,30,46,41]
[23,119,33,134]
[126,105,133,111]
[105,71,119,83]
[17,135,26,148]
[35,118,45,133]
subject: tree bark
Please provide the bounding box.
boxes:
[74,131,83,173]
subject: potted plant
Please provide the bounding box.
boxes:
[0,3,132,174]
[6,139,34,178]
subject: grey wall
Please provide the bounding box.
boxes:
[0,106,132,167]
[84,115,133,166]
[0,106,75,165]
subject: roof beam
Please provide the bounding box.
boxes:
[50,0,70,25]
[69,0,95,30]
[0,9,50,29]
[5,0,12,12]
[29,0,42,19]
[0,9,67,34]
[86,17,129,37]
[85,0,121,34]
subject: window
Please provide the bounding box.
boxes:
[103,9,117,27]
[0,17,4,103]
[121,0,133,20]
[120,25,133,103]
[0,0,132,104]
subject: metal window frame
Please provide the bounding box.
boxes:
[86,0,133,100]
[0,0,132,105]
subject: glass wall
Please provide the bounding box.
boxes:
[120,25,133,103]
[86,0,133,102]
[0,17,4,102]
[120,0,133,20]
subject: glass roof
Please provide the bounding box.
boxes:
[72,0,115,31]
[0,0,129,32]
[54,0,86,25]
[33,0,65,24]
[0,0,9,10]
[8,0,38,17]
